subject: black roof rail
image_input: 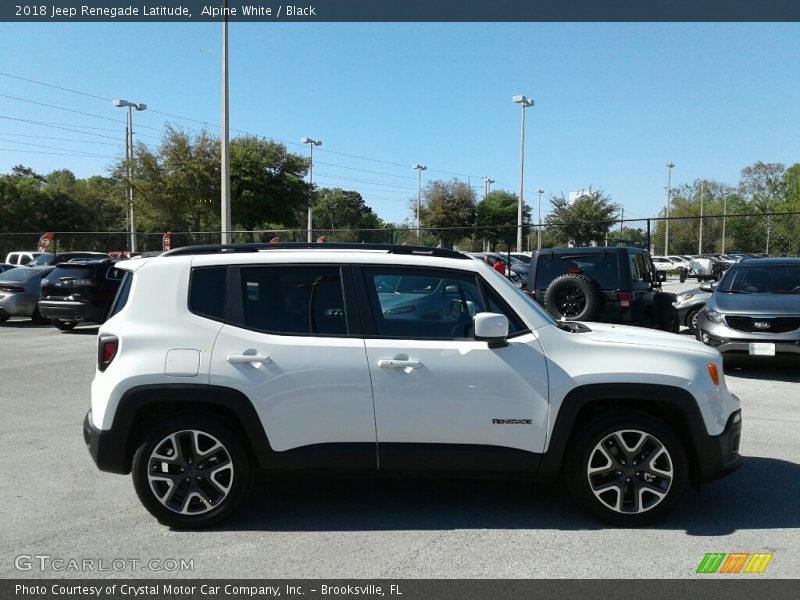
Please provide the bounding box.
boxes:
[160,242,470,260]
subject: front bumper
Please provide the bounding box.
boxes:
[694,409,742,483]
[696,314,800,355]
[83,410,129,474]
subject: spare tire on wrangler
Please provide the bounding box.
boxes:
[544,274,603,321]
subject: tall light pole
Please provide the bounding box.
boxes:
[482,176,495,200]
[301,137,322,242]
[664,162,674,255]
[113,99,146,253]
[536,188,544,250]
[220,1,231,244]
[721,192,727,254]
[413,164,427,239]
[698,180,705,254]
[513,95,534,252]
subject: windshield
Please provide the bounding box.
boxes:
[28,253,54,266]
[717,264,800,294]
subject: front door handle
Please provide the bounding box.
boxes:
[226,353,272,366]
[378,359,422,369]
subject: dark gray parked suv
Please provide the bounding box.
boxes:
[528,246,674,330]
[696,258,800,357]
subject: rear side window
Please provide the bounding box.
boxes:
[234,266,347,336]
[535,253,619,289]
[189,267,227,321]
[108,271,133,319]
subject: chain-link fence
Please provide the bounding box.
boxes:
[3,211,797,270]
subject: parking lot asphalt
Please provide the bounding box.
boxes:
[1,319,798,579]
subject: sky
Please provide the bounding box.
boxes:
[0,22,798,227]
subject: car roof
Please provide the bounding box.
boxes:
[533,246,647,256]
[736,257,800,265]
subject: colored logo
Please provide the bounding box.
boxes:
[697,552,773,574]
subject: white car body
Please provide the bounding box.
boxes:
[91,250,737,448]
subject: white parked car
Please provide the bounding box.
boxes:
[85,243,742,528]
[4,251,44,266]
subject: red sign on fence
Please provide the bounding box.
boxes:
[36,232,54,252]
[162,232,172,252]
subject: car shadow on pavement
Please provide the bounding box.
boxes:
[0,319,52,329]
[218,456,799,534]
[723,357,800,383]
[667,456,800,535]
[64,326,100,335]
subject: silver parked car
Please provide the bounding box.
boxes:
[0,266,55,323]
[696,258,800,357]
[673,287,712,334]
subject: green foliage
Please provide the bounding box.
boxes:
[230,135,309,232]
[545,189,619,247]
[475,190,530,250]
[420,179,477,247]
[312,188,389,242]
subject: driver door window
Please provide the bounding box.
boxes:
[362,267,484,339]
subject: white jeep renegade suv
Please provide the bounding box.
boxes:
[84,243,742,528]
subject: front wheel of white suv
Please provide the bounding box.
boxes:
[132,415,252,528]
[565,412,688,526]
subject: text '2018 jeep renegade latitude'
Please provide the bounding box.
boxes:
[84,243,742,528]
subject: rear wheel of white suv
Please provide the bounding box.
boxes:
[565,412,688,526]
[132,415,252,528]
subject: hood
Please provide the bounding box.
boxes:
[711,292,800,316]
[577,322,718,356]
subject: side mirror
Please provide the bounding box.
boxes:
[699,282,715,292]
[474,312,509,348]
[656,271,667,283]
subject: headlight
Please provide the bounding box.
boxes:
[705,308,723,323]
[678,293,694,303]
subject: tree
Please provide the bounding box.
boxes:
[129,126,220,237]
[312,188,388,242]
[419,179,476,247]
[475,190,530,250]
[545,189,619,247]
[230,136,309,234]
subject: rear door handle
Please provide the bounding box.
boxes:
[378,359,422,369]
[226,354,272,366]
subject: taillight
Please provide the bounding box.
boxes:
[98,334,118,372]
[618,292,632,308]
[0,285,24,293]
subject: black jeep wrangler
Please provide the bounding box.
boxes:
[528,246,677,330]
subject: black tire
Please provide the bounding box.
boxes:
[685,306,702,335]
[52,319,76,330]
[132,415,252,528]
[679,269,687,283]
[565,412,688,526]
[31,306,49,324]
[0,315,8,323]
[544,274,603,321]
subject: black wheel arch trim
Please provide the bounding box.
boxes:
[86,383,377,475]
[535,383,736,483]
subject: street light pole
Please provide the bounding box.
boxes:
[220,3,231,244]
[721,192,727,254]
[113,99,146,253]
[536,188,544,250]
[413,164,427,239]
[482,176,494,200]
[698,180,704,254]
[513,95,534,252]
[665,162,674,255]
[301,137,322,242]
